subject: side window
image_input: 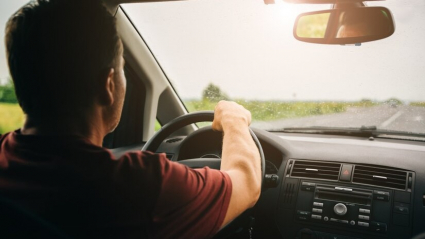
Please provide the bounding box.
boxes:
[0,79,23,134]
[155,120,161,132]
[0,1,27,135]
[103,66,146,149]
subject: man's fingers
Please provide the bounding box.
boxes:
[212,120,223,132]
[212,101,251,132]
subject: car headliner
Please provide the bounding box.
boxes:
[102,0,385,6]
[102,0,387,21]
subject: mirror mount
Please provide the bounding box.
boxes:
[332,2,365,9]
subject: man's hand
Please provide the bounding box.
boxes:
[212,101,251,132]
[213,101,261,229]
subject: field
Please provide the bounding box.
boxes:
[184,99,377,122]
[0,103,24,134]
[1,101,424,134]
[410,102,425,107]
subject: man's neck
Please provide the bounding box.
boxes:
[21,115,106,147]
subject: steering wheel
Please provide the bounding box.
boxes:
[142,111,265,238]
[142,110,266,187]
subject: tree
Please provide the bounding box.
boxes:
[202,83,229,102]
[384,98,403,107]
[0,77,18,103]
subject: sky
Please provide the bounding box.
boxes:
[0,0,28,84]
[0,0,424,102]
[123,0,425,102]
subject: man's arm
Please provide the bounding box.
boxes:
[212,101,262,228]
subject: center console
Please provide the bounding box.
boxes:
[276,159,414,239]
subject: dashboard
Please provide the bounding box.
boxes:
[112,126,425,239]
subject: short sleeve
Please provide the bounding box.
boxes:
[151,155,232,239]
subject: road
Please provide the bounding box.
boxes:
[252,105,425,135]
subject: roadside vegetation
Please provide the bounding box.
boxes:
[185,84,378,122]
[186,98,377,122]
[1,81,424,134]
[410,102,425,107]
[0,78,23,134]
[0,103,24,134]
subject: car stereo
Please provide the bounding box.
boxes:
[275,160,414,239]
[295,182,391,233]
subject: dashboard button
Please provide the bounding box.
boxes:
[374,190,390,201]
[313,208,323,213]
[371,221,387,233]
[394,206,409,214]
[329,218,348,224]
[324,216,329,221]
[297,210,311,220]
[350,220,356,226]
[312,214,322,220]
[301,182,316,191]
[359,208,370,214]
[301,186,315,191]
[394,204,409,215]
[359,215,369,220]
[313,202,324,207]
[358,222,369,227]
[334,203,347,216]
[339,164,353,181]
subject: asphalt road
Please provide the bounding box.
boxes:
[252,105,425,135]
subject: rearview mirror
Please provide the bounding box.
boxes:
[294,7,395,44]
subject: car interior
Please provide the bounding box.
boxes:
[103,0,425,238]
[1,0,425,238]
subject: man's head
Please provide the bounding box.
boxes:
[5,0,125,133]
[336,9,391,38]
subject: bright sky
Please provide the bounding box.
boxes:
[123,0,425,102]
[1,0,424,102]
[0,0,28,84]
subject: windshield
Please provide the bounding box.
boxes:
[123,0,425,136]
[122,0,425,136]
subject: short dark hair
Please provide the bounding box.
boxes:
[5,0,122,118]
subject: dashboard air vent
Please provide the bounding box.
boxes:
[352,165,407,190]
[291,160,341,180]
[282,181,296,205]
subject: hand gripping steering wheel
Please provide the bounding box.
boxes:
[142,110,266,187]
[142,111,266,238]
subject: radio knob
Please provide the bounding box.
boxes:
[334,203,348,216]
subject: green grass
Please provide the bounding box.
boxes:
[0,100,378,134]
[0,103,24,134]
[155,120,161,131]
[410,102,425,107]
[184,99,377,122]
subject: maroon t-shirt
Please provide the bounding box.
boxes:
[0,130,232,238]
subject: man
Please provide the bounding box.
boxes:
[336,9,391,38]
[0,0,261,238]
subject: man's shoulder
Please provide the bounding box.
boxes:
[113,150,170,172]
[0,133,8,143]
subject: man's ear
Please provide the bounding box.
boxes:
[98,68,115,106]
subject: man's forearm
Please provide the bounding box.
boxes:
[220,123,261,204]
[212,101,261,228]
